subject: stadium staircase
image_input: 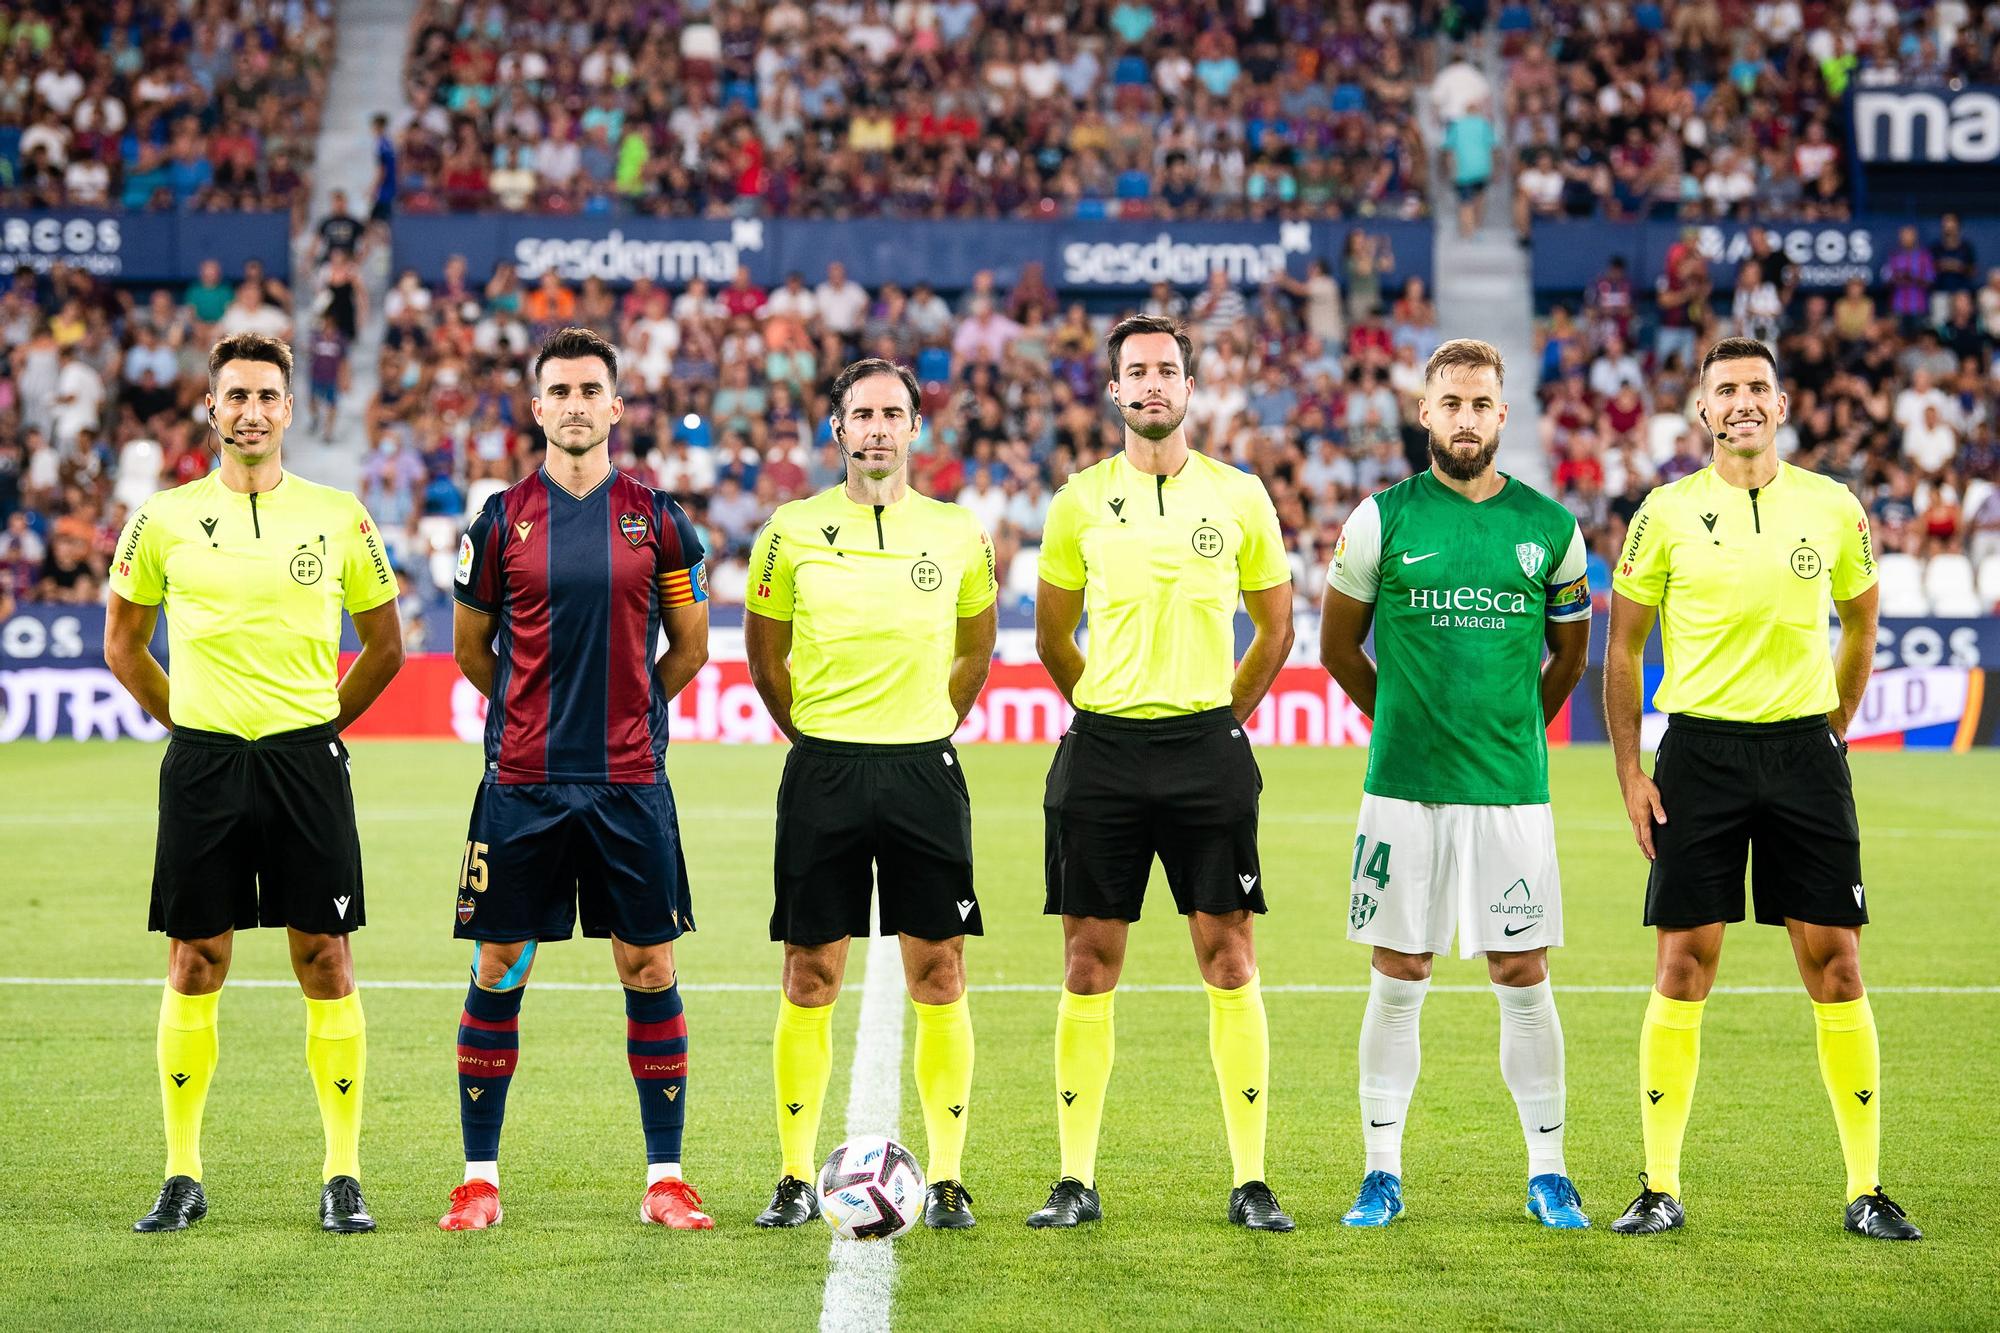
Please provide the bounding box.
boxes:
[1419,30,1550,492]
[285,0,419,491]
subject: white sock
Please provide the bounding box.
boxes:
[1494,978,1567,1179]
[646,1162,683,1185]
[464,1160,499,1186]
[1358,968,1428,1179]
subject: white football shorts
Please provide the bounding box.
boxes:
[1344,793,1563,958]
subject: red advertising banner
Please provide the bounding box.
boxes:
[341,655,1574,747]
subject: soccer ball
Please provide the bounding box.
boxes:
[817,1135,925,1240]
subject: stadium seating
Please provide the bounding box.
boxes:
[1924,554,1983,619]
[1876,553,1929,618]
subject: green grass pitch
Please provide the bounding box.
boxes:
[1,740,1996,1330]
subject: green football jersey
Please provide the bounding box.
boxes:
[1329,471,1590,804]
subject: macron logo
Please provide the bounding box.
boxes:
[956,899,975,921]
[334,896,351,919]
[1238,873,1258,895]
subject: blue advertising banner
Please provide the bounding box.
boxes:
[1527,217,2000,293]
[392,216,1434,293]
[1849,86,2000,215]
[1852,86,2000,166]
[0,211,292,282]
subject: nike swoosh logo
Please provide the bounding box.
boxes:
[1538,1122,1562,1133]
[1369,1119,1397,1127]
[1401,551,1438,565]
[1503,923,1536,936]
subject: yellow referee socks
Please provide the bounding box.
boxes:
[912,995,974,1184]
[1054,988,1115,1187]
[1206,974,1269,1188]
[304,992,366,1181]
[1813,995,1881,1203]
[774,996,836,1181]
[1638,990,1704,1200]
[158,985,220,1181]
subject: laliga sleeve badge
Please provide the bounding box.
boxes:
[456,533,475,585]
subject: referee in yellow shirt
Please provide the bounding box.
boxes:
[105,334,405,1234]
[743,358,998,1230]
[1029,315,1297,1231]
[1605,337,1919,1240]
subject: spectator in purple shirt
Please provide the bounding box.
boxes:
[1883,225,1937,334]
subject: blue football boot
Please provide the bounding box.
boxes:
[1526,1173,1591,1229]
[1340,1170,1405,1227]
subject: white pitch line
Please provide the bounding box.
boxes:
[3,976,1997,997]
[818,928,907,1333]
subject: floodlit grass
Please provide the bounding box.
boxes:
[2,741,1995,1329]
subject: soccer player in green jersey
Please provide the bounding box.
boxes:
[744,359,998,1230]
[105,333,405,1233]
[1320,339,1593,1229]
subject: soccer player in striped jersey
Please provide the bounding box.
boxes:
[438,327,713,1231]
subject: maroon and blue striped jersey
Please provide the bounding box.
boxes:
[454,469,707,785]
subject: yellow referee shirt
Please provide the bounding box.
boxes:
[1613,462,1877,723]
[745,486,997,743]
[1040,450,1291,718]
[109,471,398,739]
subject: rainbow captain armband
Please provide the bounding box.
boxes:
[1546,573,1590,619]
[657,560,709,608]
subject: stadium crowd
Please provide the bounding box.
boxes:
[1533,224,2000,617]
[0,0,335,217]
[384,0,1434,221]
[1495,0,2000,237]
[6,5,2000,625]
[9,221,1999,625]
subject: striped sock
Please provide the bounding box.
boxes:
[626,983,689,1165]
[457,978,524,1165]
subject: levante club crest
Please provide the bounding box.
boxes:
[620,513,650,547]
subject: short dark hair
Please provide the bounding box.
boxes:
[1700,336,1779,384]
[830,357,921,419]
[1105,314,1195,379]
[208,332,293,390]
[533,326,619,387]
[1424,337,1505,386]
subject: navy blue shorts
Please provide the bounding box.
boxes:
[454,781,694,946]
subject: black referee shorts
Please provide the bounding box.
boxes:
[151,723,365,939]
[770,736,979,947]
[1644,714,1866,930]
[1044,706,1267,921]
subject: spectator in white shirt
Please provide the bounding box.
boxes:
[217,283,293,341]
[764,271,821,323]
[51,345,106,451]
[815,261,870,336]
[1902,404,1958,476]
[1588,335,1645,399]
[956,467,1009,534]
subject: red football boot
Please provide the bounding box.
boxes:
[439,1180,502,1231]
[640,1177,715,1229]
